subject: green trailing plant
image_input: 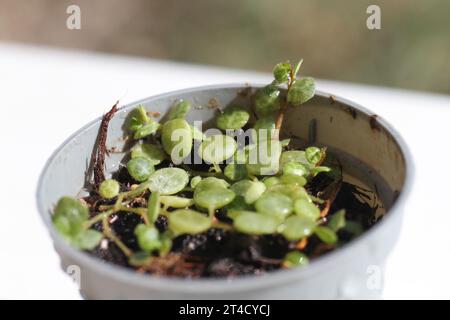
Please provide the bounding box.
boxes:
[52,60,361,275]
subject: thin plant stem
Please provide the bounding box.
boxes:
[115,204,147,216]
[121,181,151,200]
[85,209,115,228]
[212,220,233,231]
[275,66,296,135]
[208,207,215,220]
[212,162,222,173]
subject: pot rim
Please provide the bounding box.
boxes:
[36,83,414,293]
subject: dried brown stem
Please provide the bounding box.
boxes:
[92,101,119,188]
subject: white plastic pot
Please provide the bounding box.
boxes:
[37,84,413,299]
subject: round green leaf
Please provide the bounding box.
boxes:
[279,150,310,168]
[160,195,194,209]
[198,134,237,164]
[273,61,291,83]
[255,192,293,220]
[305,146,322,164]
[230,179,253,194]
[287,77,315,106]
[133,121,160,139]
[126,106,149,132]
[314,226,338,244]
[131,143,166,165]
[52,197,89,238]
[281,215,316,241]
[283,251,309,268]
[217,106,250,130]
[254,85,281,117]
[280,174,307,187]
[268,183,309,201]
[195,177,229,192]
[99,179,120,199]
[73,229,103,250]
[148,167,189,195]
[262,176,281,188]
[190,176,202,188]
[294,199,320,221]
[127,157,155,182]
[234,211,279,235]
[231,180,266,204]
[161,118,193,163]
[194,187,235,210]
[168,209,212,235]
[167,100,191,120]
[283,162,308,177]
[135,224,162,252]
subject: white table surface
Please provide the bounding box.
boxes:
[1,42,449,299]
